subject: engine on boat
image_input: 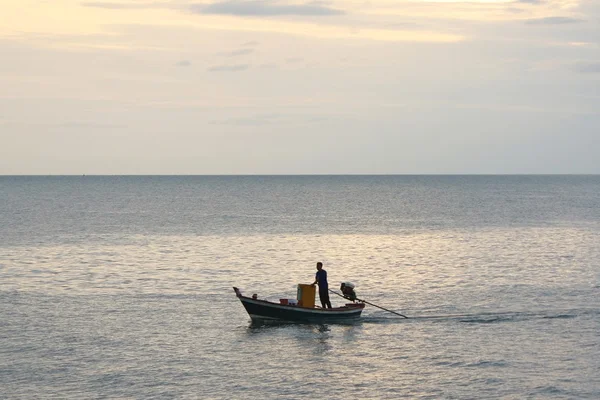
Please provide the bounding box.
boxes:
[340,282,357,301]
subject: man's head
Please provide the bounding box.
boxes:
[316,262,323,271]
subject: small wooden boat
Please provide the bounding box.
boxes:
[233,287,365,323]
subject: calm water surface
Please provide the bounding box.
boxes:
[1,176,599,399]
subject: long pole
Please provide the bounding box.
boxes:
[329,289,409,318]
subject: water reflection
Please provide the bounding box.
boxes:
[242,319,364,358]
[246,319,361,330]
[341,324,363,343]
[313,326,332,354]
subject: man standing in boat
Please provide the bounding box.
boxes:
[312,262,332,308]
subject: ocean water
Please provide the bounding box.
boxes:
[1,175,599,399]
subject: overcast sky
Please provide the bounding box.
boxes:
[1,0,599,174]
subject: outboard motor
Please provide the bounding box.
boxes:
[340,282,357,301]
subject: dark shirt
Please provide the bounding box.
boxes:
[315,269,328,290]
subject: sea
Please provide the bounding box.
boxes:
[1,175,599,399]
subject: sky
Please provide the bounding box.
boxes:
[1,0,599,174]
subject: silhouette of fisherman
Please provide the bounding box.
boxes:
[312,262,332,308]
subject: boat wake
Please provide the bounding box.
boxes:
[361,308,598,324]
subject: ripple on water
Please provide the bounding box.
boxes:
[1,227,600,398]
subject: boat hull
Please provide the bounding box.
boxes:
[235,289,364,323]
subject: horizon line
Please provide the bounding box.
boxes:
[1,173,599,177]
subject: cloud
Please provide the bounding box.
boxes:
[525,16,585,25]
[210,113,281,126]
[193,0,345,17]
[574,62,600,74]
[82,1,169,9]
[516,0,544,4]
[220,48,254,56]
[1,120,125,128]
[208,64,249,72]
[176,60,192,66]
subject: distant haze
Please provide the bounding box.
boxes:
[1,0,599,174]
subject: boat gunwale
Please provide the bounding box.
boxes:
[237,294,364,314]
